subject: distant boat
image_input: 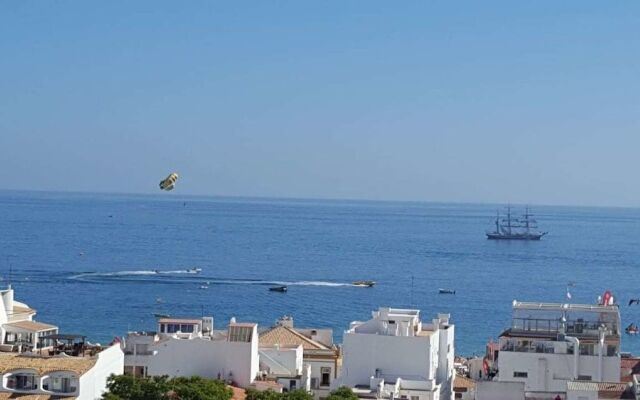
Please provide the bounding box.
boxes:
[186,268,202,274]
[353,280,375,288]
[153,313,170,318]
[626,324,639,335]
[269,286,287,293]
[199,285,209,290]
[486,206,547,240]
[439,289,456,295]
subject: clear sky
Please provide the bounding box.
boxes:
[1,2,638,207]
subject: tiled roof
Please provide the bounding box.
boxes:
[0,353,97,375]
[620,357,640,382]
[0,394,75,399]
[259,326,329,350]
[567,381,634,399]
[4,321,57,332]
[567,381,598,391]
[13,306,35,315]
[453,375,476,391]
[229,386,246,400]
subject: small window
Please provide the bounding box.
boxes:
[311,378,319,389]
[578,375,592,381]
[411,396,419,400]
[388,320,396,324]
[513,371,528,378]
[321,367,331,386]
[290,380,297,390]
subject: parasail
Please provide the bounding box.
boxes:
[159,172,179,191]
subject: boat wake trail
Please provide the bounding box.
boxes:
[69,270,352,287]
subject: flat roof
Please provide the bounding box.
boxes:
[158,318,201,324]
[513,300,619,313]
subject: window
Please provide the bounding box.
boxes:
[290,380,297,390]
[180,324,195,333]
[607,345,617,356]
[160,324,166,333]
[311,378,319,389]
[228,326,253,342]
[513,371,528,378]
[578,375,592,381]
[135,344,149,355]
[52,377,73,393]
[321,367,331,386]
[5,332,16,344]
[15,374,38,390]
[411,396,419,400]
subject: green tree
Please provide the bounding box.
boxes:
[103,375,232,400]
[245,388,312,400]
[326,387,358,400]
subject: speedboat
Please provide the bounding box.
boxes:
[269,286,288,293]
[626,324,639,335]
[186,268,202,274]
[199,285,209,290]
[153,313,170,319]
[353,280,375,287]
[439,288,456,294]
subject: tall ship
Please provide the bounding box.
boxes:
[486,206,547,240]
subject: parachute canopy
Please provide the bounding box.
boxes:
[159,172,179,191]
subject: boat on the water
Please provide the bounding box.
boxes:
[353,280,375,287]
[438,289,456,294]
[153,313,170,318]
[626,323,639,335]
[269,286,287,292]
[186,268,202,274]
[486,206,547,240]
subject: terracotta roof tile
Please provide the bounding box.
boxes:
[454,375,476,391]
[620,357,640,382]
[0,353,97,375]
[4,321,57,332]
[0,394,75,399]
[259,326,328,350]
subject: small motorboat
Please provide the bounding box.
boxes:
[153,313,170,319]
[438,288,456,294]
[269,286,288,293]
[626,323,639,335]
[199,285,209,290]
[186,268,202,274]
[353,280,376,287]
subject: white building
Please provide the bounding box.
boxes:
[124,316,259,388]
[336,307,455,400]
[0,285,124,400]
[495,300,622,400]
[0,285,58,352]
[259,316,340,398]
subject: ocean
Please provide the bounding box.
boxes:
[1,190,639,356]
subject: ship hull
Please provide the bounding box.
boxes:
[486,233,544,240]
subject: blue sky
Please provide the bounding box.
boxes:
[1,2,638,206]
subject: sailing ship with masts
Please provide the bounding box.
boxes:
[486,206,547,240]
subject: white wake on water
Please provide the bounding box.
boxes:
[69,270,353,287]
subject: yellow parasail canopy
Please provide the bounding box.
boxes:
[159,172,179,191]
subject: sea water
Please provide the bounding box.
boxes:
[1,190,639,356]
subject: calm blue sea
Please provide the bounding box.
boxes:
[1,190,639,356]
